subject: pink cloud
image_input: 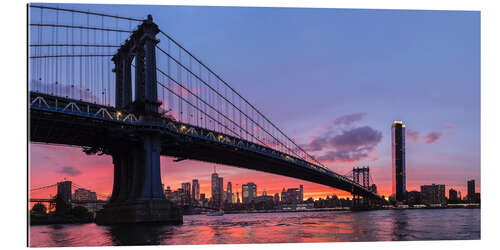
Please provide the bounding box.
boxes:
[406,129,420,143]
[424,131,443,144]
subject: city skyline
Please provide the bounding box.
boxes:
[29,4,480,201]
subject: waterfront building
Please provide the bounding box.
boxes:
[192,179,200,201]
[467,179,475,202]
[421,184,446,204]
[57,181,72,204]
[392,121,406,202]
[406,190,421,205]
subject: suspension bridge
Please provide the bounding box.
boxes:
[29,5,381,224]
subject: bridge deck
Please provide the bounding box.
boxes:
[29,92,380,199]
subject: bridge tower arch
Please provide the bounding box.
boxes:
[96,15,181,225]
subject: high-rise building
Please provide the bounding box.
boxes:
[57,181,72,204]
[392,120,406,201]
[286,188,300,204]
[211,172,220,206]
[467,179,475,201]
[420,184,446,204]
[211,172,224,208]
[449,188,458,203]
[226,181,233,204]
[299,185,304,202]
[281,188,287,203]
[192,179,200,201]
[242,182,257,204]
[182,182,191,200]
[218,177,224,207]
[262,188,267,196]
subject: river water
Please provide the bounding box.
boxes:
[29,209,480,247]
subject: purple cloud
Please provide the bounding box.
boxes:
[424,132,443,144]
[332,113,367,126]
[304,126,382,163]
[57,166,82,177]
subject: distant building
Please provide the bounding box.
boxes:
[281,188,287,203]
[421,184,446,204]
[218,177,224,207]
[467,179,476,202]
[74,188,96,201]
[57,181,72,204]
[392,121,406,202]
[226,181,233,204]
[192,179,200,201]
[285,188,300,204]
[211,172,224,208]
[370,184,378,194]
[406,191,421,205]
[182,182,191,202]
[242,182,256,204]
[165,186,172,199]
[299,185,304,203]
[274,193,280,204]
[449,188,458,203]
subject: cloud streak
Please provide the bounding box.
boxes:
[424,132,443,144]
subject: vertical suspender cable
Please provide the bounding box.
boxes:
[101,16,105,105]
[71,11,75,99]
[55,8,59,96]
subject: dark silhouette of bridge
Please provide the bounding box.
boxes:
[29,5,381,224]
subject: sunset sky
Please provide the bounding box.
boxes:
[29,4,480,201]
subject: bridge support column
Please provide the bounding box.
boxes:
[95,134,182,225]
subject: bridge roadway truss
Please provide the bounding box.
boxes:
[30,92,379,200]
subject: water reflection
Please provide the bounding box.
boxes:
[29,209,480,247]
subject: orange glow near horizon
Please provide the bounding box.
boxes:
[29,143,480,204]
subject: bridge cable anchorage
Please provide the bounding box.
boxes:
[157,29,324,167]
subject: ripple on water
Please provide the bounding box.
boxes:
[29,209,480,247]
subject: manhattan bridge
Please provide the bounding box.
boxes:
[28,5,381,224]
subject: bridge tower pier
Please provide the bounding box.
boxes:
[95,15,182,225]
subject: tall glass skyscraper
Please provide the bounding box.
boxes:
[392,121,406,201]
